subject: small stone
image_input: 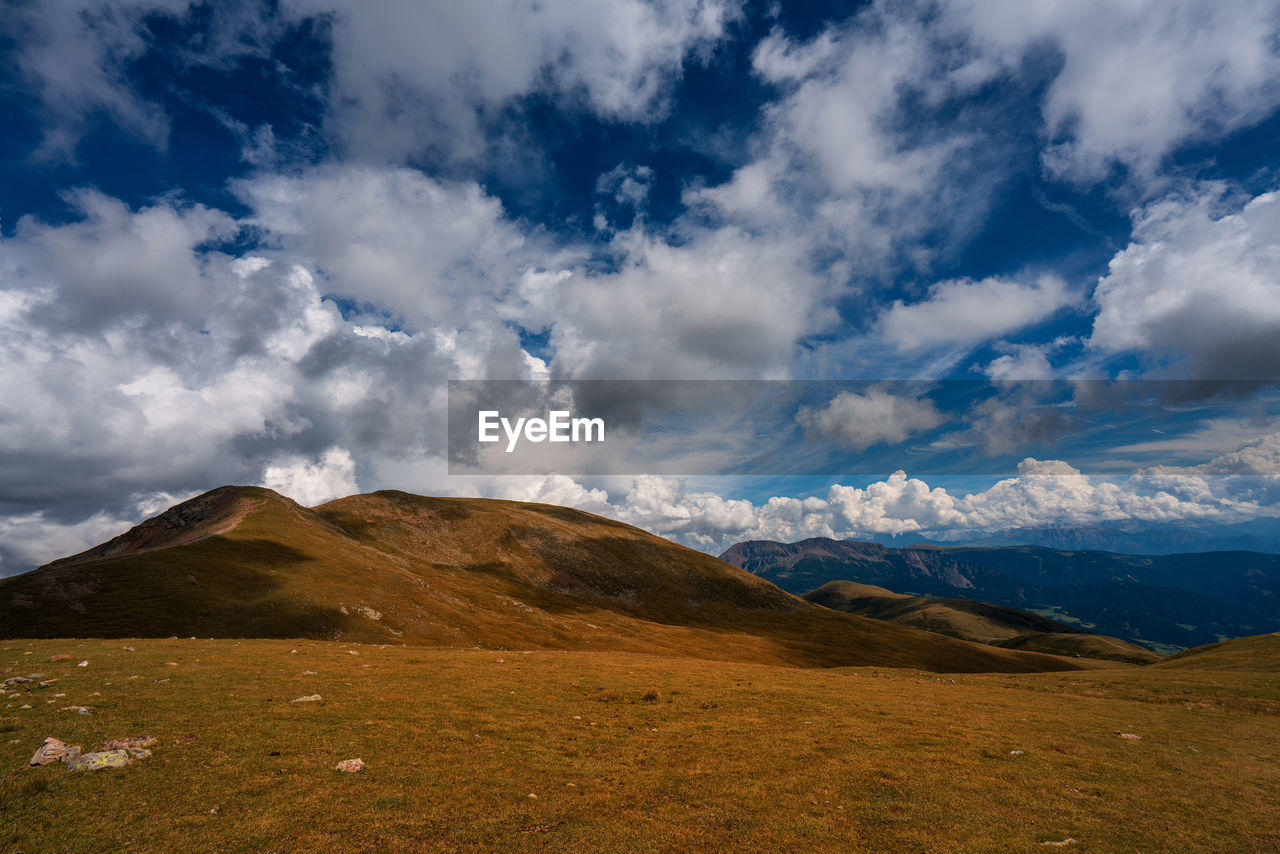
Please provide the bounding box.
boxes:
[76,661,88,667]
[527,793,538,799]
[1040,839,1077,848]
[1009,750,1025,755]
[209,807,220,815]
[290,694,323,703]
[19,704,32,709]
[4,676,31,686]
[1115,732,1141,740]
[334,758,365,772]
[346,650,359,656]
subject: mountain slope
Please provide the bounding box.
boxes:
[1150,633,1280,672]
[0,487,1092,673]
[721,538,1280,649]
[804,581,1161,665]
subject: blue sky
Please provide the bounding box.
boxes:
[2,0,1280,571]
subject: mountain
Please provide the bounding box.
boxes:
[720,538,1280,650]
[1149,633,1280,672]
[0,486,1091,673]
[803,580,1162,665]
[964,518,1280,554]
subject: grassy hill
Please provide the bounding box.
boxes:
[0,487,1086,673]
[1151,633,1280,672]
[804,581,1162,665]
[1,637,1277,852]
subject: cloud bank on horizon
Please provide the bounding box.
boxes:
[2,0,1280,573]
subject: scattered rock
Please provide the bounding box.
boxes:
[1114,731,1141,740]
[4,676,31,686]
[527,793,538,800]
[76,661,88,668]
[209,807,220,815]
[30,737,80,766]
[19,704,32,710]
[49,654,74,662]
[334,758,365,772]
[1040,839,1077,848]
[346,650,359,656]
[58,706,92,715]
[290,694,323,703]
[66,750,132,771]
[165,662,179,666]
[1009,750,1025,756]
[37,680,57,688]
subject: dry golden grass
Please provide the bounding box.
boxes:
[2,637,1278,852]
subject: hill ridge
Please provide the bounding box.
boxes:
[0,487,1097,674]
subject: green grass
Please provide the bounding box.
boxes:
[2,638,1278,852]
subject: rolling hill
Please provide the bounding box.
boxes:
[803,580,1162,665]
[721,538,1280,649]
[1150,633,1280,672]
[0,487,1088,673]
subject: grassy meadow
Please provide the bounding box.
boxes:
[2,637,1278,852]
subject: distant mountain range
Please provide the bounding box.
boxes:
[859,518,1280,555]
[0,486,1086,673]
[720,538,1280,650]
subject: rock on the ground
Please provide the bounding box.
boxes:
[289,694,323,703]
[334,758,365,772]
[66,750,132,771]
[29,737,81,766]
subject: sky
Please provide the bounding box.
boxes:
[2,0,1280,574]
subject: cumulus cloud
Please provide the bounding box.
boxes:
[1089,186,1280,379]
[797,389,944,451]
[262,447,360,505]
[878,275,1078,353]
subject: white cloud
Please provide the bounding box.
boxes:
[878,275,1077,353]
[281,0,735,159]
[939,0,1280,181]
[1089,186,1280,379]
[262,447,360,505]
[797,389,943,451]
[0,510,134,575]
